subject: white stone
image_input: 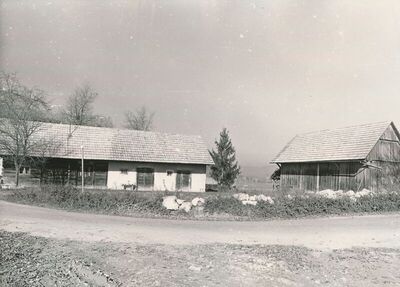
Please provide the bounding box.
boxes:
[162,196,179,210]
[255,194,268,201]
[188,265,202,272]
[357,188,372,197]
[176,199,185,205]
[345,190,355,197]
[233,193,249,201]
[242,200,257,206]
[249,195,257,201]
[317,189,337,199]
[179,202,192,212]
[336,190,344,196]
[191,197,205,207]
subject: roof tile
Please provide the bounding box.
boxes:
[272,121,394,163]
[29,122,214,165]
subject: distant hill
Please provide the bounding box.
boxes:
[239,165,278,181]
[206,164,278,191]
[206,164,278,185]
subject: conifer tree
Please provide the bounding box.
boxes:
[209,128,241,189]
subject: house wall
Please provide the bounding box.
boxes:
[0,157,208,192]
[107,161,207,192]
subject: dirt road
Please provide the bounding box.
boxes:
[1,200,400,250]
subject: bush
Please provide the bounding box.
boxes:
[204,192,400,219]
[5,185,168,215]
[204,196,248,216]
[6,186,400,220]
[355,192,400,212]
[134,195,169,215]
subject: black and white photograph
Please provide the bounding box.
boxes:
[1,1,400,286]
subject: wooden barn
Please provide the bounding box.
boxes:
[272,121,400,192]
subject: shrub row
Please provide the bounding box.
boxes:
[5,185,400,219]
[204,192,400,218]
[6,185,169,215]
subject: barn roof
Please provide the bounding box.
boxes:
[272,121,398,163]
[2,121,214,165]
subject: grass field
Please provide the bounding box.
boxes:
[235,179,275,193]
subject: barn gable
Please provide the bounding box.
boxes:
[367,123,400,162]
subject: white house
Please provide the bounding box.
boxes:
[0,122,214,192]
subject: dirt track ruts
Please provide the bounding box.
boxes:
[1,200,400,250]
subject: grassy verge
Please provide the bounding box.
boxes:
[2,185,400,220]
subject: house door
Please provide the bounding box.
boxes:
[176,170,191,191]
[136,168,154,190]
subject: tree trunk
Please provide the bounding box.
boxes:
[40,167,44,185]
[14,165,20,187]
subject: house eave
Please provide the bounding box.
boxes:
[271,158,366,164]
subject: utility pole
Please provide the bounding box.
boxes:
[81,145,84,192]
[316,163,320,192]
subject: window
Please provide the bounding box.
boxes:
[120,169,128,175]
[137,168,154,190]
[176,170,191,191]
[167,170,173,176]
[19,166,30,175]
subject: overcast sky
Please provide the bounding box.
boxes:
[1,0,400,166]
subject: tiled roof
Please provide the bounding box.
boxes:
[272,121,396,163]
[25,122,214,165]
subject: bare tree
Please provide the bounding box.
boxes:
[64,84,98,126]
[44,104,65,124]
[0,72,50,186]
[124,106,155,131]
[29,136,64,184]
[61,84,114,128]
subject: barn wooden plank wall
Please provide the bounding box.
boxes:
[280,162,362,192]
